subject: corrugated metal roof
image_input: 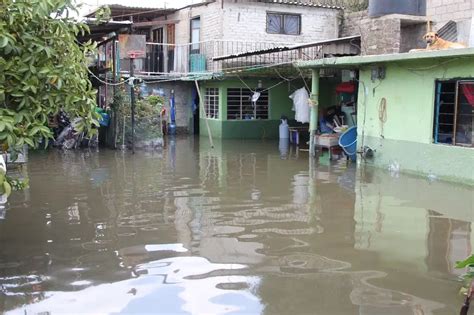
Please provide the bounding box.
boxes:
[213,35,360,61]
[241,0,343,9]
[296,48,474,69]
[85,4,177,19]
[437,20,458,42]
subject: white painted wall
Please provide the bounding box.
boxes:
[166,2,223,45]
[163,1,340,45]
[221,2,340,44]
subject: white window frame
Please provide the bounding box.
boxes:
[227,88,269,120]
[266,12,301,35]
[204,87,219,119]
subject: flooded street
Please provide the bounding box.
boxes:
[0,137,473,314]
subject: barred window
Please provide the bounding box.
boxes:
[204,88,219,119]
[433,80,474,147]
[266,13,301,35]
[227,88,269,120]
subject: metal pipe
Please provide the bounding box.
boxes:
[194,80,214,148]
[130,57,136,154]
[309,69,320,157]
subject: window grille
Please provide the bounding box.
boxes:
[434,80,474,147]
[204,88,219,119]
[227,88,269,120]
[266,13,301,35]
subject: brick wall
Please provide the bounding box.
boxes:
[221,2,340,44]
[164,1,341,45]
[167,2,223,45]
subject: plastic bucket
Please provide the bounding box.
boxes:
[338,126,357,161]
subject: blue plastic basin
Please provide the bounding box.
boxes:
[339,126,357,161]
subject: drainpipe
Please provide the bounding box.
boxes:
[309,69,319,157]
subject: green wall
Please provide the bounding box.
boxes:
[357,58,474,184]
[199,77,338,139]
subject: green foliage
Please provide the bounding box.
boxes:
[0,0,99,154]
[117,92,165,145]
[0,165,28,196]
[94,5,111,25]
[457,255,474,269]
[456,254,474,297]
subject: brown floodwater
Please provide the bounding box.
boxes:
[0,137,473,315]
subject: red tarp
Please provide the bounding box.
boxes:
[461,83,474,107]
[336,82,356,94]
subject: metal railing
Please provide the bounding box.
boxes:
[120,40,294,76]
[120,38,359,77]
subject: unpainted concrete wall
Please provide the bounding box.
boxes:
[146,81,194,133]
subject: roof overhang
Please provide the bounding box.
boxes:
[85,5,177,20]
[295,48,474,69]
[78,20,132,43]
[213,35,361,61]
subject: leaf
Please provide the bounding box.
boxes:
[3,181,12,197]
[24,138,35,147]
[28,126,41,136]
[456,255,474,269]
[0,37,8,48]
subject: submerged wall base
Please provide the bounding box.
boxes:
[360,136,474,185]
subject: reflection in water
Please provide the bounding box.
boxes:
[0,138,472,314]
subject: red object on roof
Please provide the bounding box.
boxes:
[336,82,356,94]
[461,83,474,107]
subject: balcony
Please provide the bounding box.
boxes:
[119,37,360,78]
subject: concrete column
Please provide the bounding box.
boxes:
[309,69,320,156]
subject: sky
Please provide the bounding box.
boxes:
[78,0,200,17]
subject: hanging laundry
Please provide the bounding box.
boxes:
[289,87,310,123]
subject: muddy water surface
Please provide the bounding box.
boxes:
[0,137,473,314]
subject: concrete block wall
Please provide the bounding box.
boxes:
[342,11,402,55]
[165,2,223,45]
[163,1,341,45]
[221,2,340,44]
[147,81,194,133]
[427,0,473,44]
[427,0,473,28]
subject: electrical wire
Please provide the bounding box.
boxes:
[274,68,291,81]
[235,74,299,94]
[356,78,368,153]
[295,66,311,92]
[378,97,387,138]
[87,68,132,86]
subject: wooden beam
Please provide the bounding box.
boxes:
[132,20,178,28]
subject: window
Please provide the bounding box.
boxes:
[190,17,201,53]
[266,13,301,35]
[434,80,474,147]
[204,88,219,119]
[227,88,269,120]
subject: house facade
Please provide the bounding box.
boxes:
[88,1,344,135]
[298,49,474,184]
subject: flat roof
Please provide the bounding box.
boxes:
[295,48,474,69]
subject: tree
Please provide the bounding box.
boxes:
[0,0,98,195]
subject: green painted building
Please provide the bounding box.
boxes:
[198,77,339,140]
[298,49,474,184]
